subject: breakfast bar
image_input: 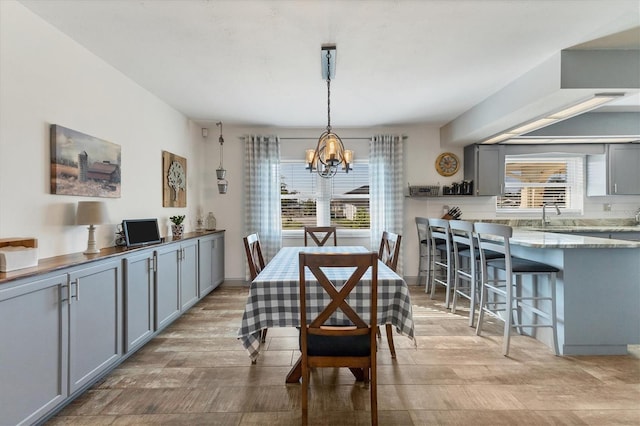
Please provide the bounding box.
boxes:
[506,228,640,355]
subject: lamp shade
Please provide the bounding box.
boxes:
[76,201,109,225]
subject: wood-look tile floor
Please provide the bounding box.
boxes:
[47,285,640,425]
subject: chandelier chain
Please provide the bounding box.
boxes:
[326,50,331,132]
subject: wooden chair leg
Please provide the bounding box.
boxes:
[385,324,396,358]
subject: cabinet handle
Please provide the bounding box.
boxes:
[61,282,70,303]
[70,279,79,302]
[614,183,618,193]
[153,254,157,273]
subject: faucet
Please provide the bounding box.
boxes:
[635,208,640,224]
[542,202,561,226]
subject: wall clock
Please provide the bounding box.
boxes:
[435,152,460,177]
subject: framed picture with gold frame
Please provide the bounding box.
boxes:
[162,151,187,207]
[435,152,460,177]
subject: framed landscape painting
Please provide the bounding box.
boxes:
[50,125,121,198]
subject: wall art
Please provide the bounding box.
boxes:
[50,124,121,198]
[162,150,187,207]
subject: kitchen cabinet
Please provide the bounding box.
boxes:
[154,239,199,330]
[179,239,199,311]
[608,144,640,195]
[123,251,155,353]
[154,244,182,330]
[198,232,225,297]
[0,274,69,426]
[67,260,122,394]
[0,231,223,425]
[464,144,505,195]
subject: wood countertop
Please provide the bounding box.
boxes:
[0,230,224,285]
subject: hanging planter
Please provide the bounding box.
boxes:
[216,122,228,194]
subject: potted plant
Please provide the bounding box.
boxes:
[170,215,185,239]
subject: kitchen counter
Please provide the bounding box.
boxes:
[487,227,640,356]
[508,229,640,248]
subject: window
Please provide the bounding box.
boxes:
[280,161,370,230]
[497,155,584,213]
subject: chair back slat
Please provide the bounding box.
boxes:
[243,233,265,280]
[378,231,402,272]
[304,226,337,246]
[299,252,378,337]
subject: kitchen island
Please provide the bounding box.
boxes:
[505,228,640,355]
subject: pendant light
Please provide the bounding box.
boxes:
[307,45,353,178]
[216,121,228,194]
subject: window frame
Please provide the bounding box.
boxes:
[496,154,584,215]
[280,159,370,235]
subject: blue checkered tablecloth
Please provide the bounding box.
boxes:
[238,246,415,361]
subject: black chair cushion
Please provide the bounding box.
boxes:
[486,257,559,273]
[459,249,502,260]
[300,331,371,357]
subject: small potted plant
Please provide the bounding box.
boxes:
[170,215,185,239]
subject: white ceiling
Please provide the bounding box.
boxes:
[19,0,640,130]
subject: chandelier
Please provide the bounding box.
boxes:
[306,45,353,178]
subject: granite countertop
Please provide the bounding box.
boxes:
[468,219,640,233]
[509,229,640,249]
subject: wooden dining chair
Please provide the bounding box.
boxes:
[298,251,378,426]
[243,233,268,343]
[303,226,337,246]
[377,231,402,358]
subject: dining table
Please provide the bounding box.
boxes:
[237,245,415,383]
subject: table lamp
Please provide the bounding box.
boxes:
[76,201,109,254]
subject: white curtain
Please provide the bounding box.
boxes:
[370,134,404,271]
[244,135,282,265]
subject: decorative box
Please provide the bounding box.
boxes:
[0,238,38,272]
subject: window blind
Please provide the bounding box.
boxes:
[497,156,584,213]
[280,161,370,229]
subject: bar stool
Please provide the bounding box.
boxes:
[474,223,559,356]
[427,218,453,308]
[415,217,431,290]
[449,220,479,326]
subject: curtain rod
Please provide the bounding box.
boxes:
[278,136,408,140]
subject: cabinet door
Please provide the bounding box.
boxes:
[476,145,504,195]
[198,233,224,296]
[123,251,155,353]
[609,144,640,195]
[464,145,504,195]
[198,235,214,296]
[155,244,181,330]
[68,260,122,395]
[0,274,69,426]
[180,239,199,311]
[211,233,225,290]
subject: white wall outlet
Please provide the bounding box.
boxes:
[603,203,611,211]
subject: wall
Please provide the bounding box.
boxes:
[0,1,203,259]
[206,123,640,283]
[3,2,638,283]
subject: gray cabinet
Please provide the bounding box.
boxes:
[123,251,155,353]
[154,239,199,330]
[608,144,640,195]
[464,144,505,195]
[0,274,69,426]
[198,232,225,297]
[0,232,224,425]
[67,260,122,394]
[179,239,199,311]
[155,244,181,330]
